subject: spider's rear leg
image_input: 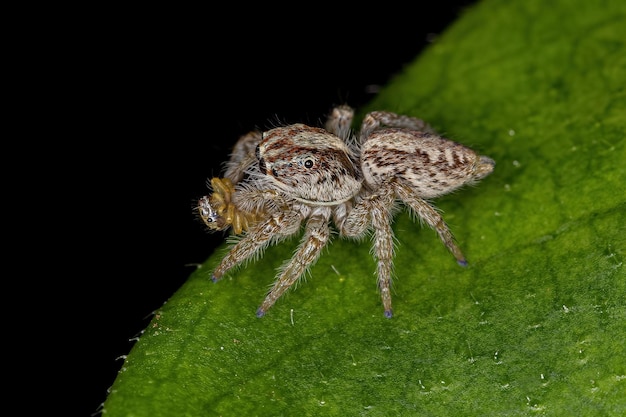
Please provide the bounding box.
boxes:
[360,128,495,267]
[359,111,434,142]
[394,181,468,266]
[256,210,331,317]
[324,105,354,141]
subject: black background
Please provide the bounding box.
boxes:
[81,2,478,415]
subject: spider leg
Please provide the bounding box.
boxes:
[369,187,397,318]
[360,111,434,143]
[394,181,468,266]
[256,209,331,317]
[334,198,370,238]
[337,189,397,318]
[212,209,303,281]
[223,131,263,183]
[324,105,354,141]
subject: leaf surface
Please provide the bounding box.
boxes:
[103,0,626,415]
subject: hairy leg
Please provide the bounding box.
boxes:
[360,111,434,143]
[367,187,397,318]
[324,104,354,141]
[223,131,263,183]
[394,181,467,266]
[212,209,303,281]
[337,187,397,317]
[257,209,331,317]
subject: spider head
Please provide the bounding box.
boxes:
[257,124,362,205]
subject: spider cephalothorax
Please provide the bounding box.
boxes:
[197,105,494,318]
[255,123,362,205]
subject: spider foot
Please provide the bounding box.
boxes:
[255,307,266,318]
[211,275,220,283]
[384,309,393,319]
[457,259,468,267]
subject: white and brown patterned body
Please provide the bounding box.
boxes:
[361,129,494,198]
[206,119,365,317]
[255,124,361,205]
[199,106,495,318]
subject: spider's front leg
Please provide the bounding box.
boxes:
[212,208,303,284]
[223,130,263,183]
[257,207,332,317]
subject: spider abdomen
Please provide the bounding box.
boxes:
[361,128,494,199]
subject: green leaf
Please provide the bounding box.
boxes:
[104,0,626,415]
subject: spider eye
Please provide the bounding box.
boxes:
[304,159,314,168]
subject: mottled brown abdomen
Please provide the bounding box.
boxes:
[361,128,494,199]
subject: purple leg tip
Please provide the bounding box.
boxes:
[256,308,266,318]
[457,259,468,267]
[211,275,219,283]
[384,310,393,319]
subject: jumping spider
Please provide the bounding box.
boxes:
[198,105,495,318]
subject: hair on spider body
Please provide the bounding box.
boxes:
[197,105,494,318]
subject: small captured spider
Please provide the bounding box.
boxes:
[198,105,495,318]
